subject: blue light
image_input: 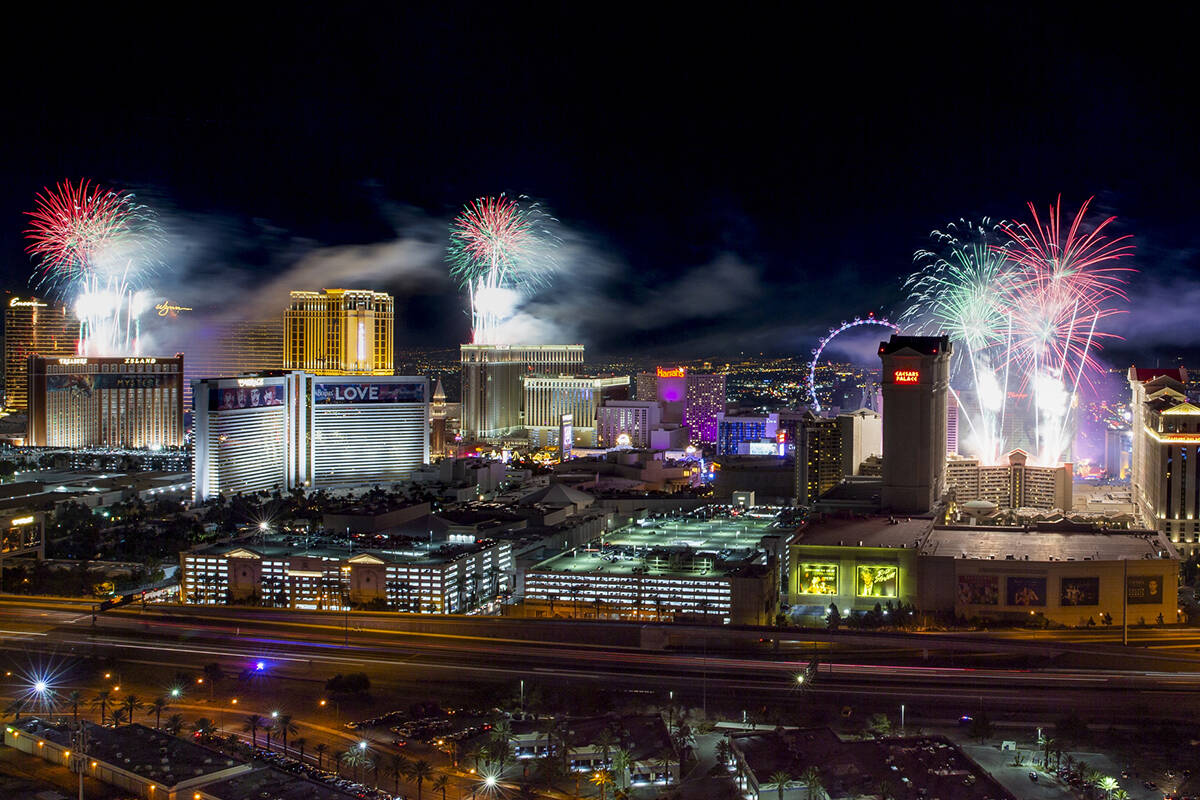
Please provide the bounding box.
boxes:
[255,661,265,671]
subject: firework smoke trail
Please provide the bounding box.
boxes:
[24,180,163,356]
[447,195,557,344]
[902,201,1133,467]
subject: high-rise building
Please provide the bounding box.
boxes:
[635,367,727,445]
[838,408,882,477]
[596,400,662,448]
[945,449,1073,510]
[173,318,283,410]
[946,394,959,455]
[284,289,394,375]
[27,355,184,448]
[4,295,79,411]
[879,334,952,514]
[193,372,428,503]
[794,412,842,505]
[430,377,449,457]
[717,413,781,456]
[1128,366,1200,555]
[1104,424,1131,480]
[460,344,584,440]
[523,374,629,447]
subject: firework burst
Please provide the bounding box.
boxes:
[24,179,162,355]
[448,195,557,344]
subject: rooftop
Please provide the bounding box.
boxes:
[794,516,934,548]
[878,334,951,357]
[921,527,1175,561]
[202,765,360,800]
[194,534,502,566]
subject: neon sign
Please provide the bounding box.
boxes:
[57,358,87,365]
[123,358,157,365]
[657,366,686,378]
[155,302,193,316]
[893,370,920,384]
[8,297,47,308]
[236,378,265,387]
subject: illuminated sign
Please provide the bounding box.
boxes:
[656,366,686,378]
[123,358,157,365]
[893,370,920,384]
[1060,577,1099,606]
[212,385,285,411]
[956,574,999,605]
[8,297,47,308]
[616,433,632,447]
[1127,574,1163,605]
[57,358,88,365]
[155,302,193,317]
[856,565,898,598]
[236,378,265,387]
[776,430,787,443]
[10,516,34,526]
[799,563,838,595]
[1006,576,1046,607]
[314,381,425,404]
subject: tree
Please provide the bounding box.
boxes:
[66,690,82,723]
[122,694,145,722]
[4,698,26,720]
[276,713,298,754]
[967,712,993,743]
[1096,775,1120,797]
[800,766,825,800]
[315,742,328,770]
[110,708,127,726]
[827,602,841,631]
[164,713,185,735]
[594,727,618,766]
[431,774,450,800]
[714,739,731,768]
[590,769,614,800]
[202,663,224,699]
[243,714,265,749]
[411,759,434,800]
[388,753,413,795]
[92,690,112,725]
[148,696,169,729]
[769,770,792,800]
[293,736,308,765]
[193,717,217,738]
[866,713,891,738]
[1041,735,1055,768]
[611,747,632,788]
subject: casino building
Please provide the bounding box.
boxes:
[26,355,184,449]
[284,289,394,375]
[634,366,727,446]
[4,295,80,411]
[192,373,428,503]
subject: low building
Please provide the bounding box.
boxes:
[729,728,1013,800]
[181,535,512,613]
[945,449,1073,510]
[510,714,676,785]
[198,765,363,800]
[4,719,250,800]
[523,509,782,625]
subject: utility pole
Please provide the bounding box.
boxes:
[71,720,88,800]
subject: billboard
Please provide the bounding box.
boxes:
[210,385,285,411]
[856,565,899,598]
[1006,576,1047,607]
[48,373,177,397]
[1060,577,1100,607]
[798,563,838,595]
[1127,574,1163,605]
[559,413,573,462]
[957,574,999,605]
[314,381,425,405]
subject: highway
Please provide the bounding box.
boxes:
[0,598,1197,719]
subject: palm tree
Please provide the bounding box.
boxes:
[67,690,83,723]
[800,766,825,800]
[122,694,145,723]
[315,742,328,770]
[1097,775,1120,798]
[293,736,308,764]
[147,697,169,729]
[410,759,434,800]
[275,713,298,754]
[431,774,450,800]
[769,770,792,800]
[264,719,276,752]
[242,714,265,749]
[110,707,128,726]
[4,698,27,720]
[193,717,216,738]
[590,769,614,800]
[594,727,618,767]
[388,753,412,795]
[92,690,112,725]
[1041,735,1056,768]
[611,748,632,789]
[164,713,185,735]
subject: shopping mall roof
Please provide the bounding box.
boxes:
[921,527,1176,561]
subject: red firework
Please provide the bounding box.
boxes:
[24,179,137,285]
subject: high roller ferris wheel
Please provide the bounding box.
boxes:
[808,313,901,412]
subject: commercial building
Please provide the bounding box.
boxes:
[1105,424,1131,480]
[430,376,450,457]
[3,294,79,411]
[635,366,727,445]
[284,289,394,375]
[879,334,952,514]
[717,412,781,456]
[794,413,841,506]
[174,318,283,410]
[523,511,780,625]
[509,714,677,785]
[524,374,630,448]
[838,408,881,477]
[946,393,959,455]
[1128,367,1200,554]
[945,449,1073,510]
[181,535,512,613]
[192,373,428,503]
[596,400,663,448]
[26,355,184,449]
[460,344,584,439]
[786,514,1179,626]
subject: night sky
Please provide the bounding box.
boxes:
[2,6,1199,362]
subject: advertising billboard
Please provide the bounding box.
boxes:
[210,385,285,412]
[956,574,999,605]
[48,373,177,397]
[1126,574,1163,605]
[1060,576,1100,606]
[856,565,899,598]
[314,381,425,404]
[1006,576,1047,607]
[559,413,573,462]
[798,564,838,595]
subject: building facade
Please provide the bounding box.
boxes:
[4,295,79,411]
[635,367,727,446]
[794,413,842,505]
[192,373,428,502]
[460,344,584,439]
[176,318,283,409]
[717,413,781,456]
[284,289,394,375]
[838,408,882,477]
[1129,366,1200,554]
[524,374,630,448]
[945,449,1073,510]
[596,400,663,449]
[879,335,952,514]
[26,355,184,448]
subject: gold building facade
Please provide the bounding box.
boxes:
[284,289,393,375]
[4,295,79,411]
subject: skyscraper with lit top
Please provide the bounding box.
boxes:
[284,289,393,375]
